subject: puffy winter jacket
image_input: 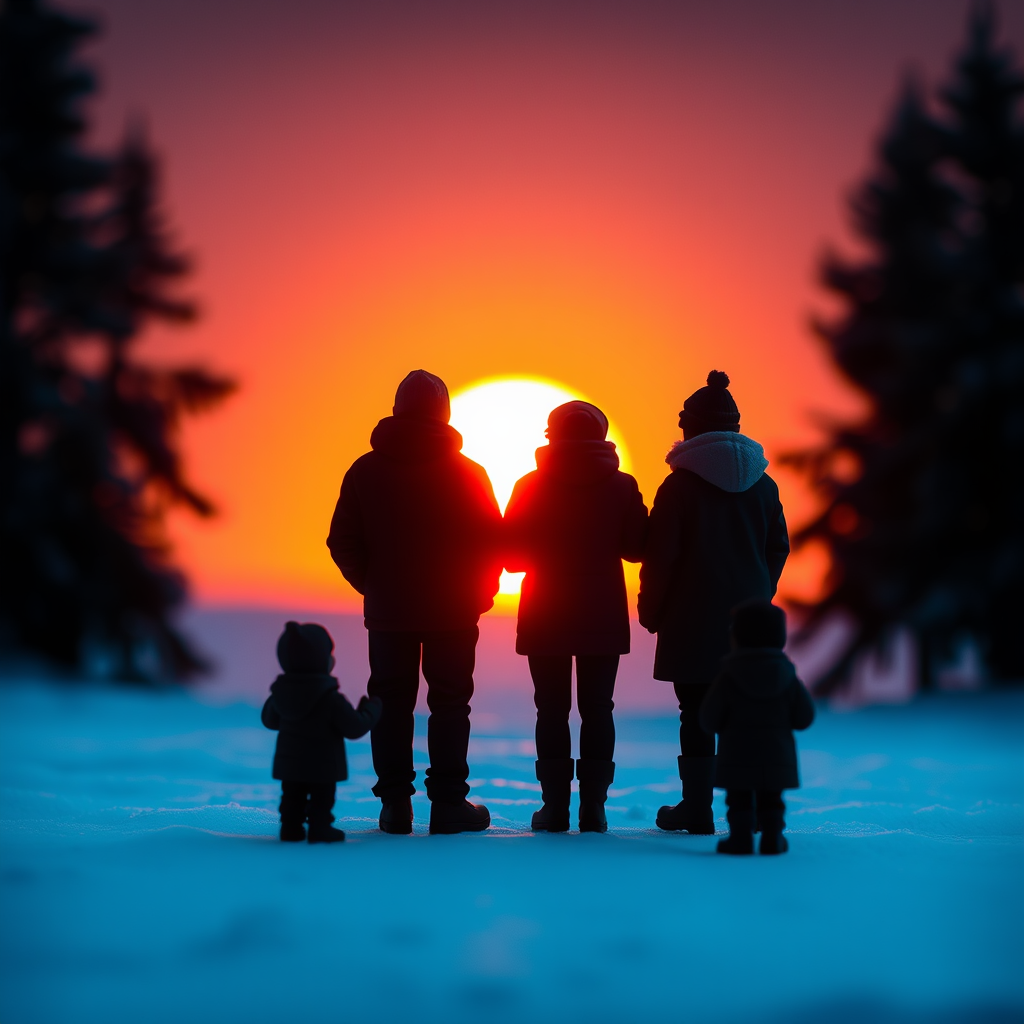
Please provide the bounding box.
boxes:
[327,416,503,631]
[699,648,814,790]
[261,673,382,782]
[505,439,648,656]
[639,431,789,683]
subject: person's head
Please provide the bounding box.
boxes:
[731,600,787,650]
[679,370,740,439]
[276,621,335,673]
[545,401,609,442]
[393,369,451,423]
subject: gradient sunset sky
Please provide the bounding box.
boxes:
[82,0,1024,612]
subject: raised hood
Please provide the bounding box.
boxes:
[666,431,768,493]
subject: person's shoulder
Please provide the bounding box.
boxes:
[345,451,378,476]
[753,470,781,500]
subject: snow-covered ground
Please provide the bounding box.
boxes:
[1,611,1022,1024]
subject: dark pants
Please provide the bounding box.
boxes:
[726,789,784,820]
[528,654,619,762]
[280,781,336,828]
[674,681,716,758]
[367,627,478,803]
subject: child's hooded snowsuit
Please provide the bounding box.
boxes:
[261,622,381,782]
[699,645,814,791]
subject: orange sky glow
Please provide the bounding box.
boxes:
[83,0,1023,615]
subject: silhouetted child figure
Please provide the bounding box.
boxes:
[700,601,814,855]
[262,621,382,843]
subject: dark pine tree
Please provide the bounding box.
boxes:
[785,7,1024,692]
[0,0,234,680]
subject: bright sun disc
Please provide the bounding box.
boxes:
[449,377,631,597]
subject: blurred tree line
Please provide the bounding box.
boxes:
[787,7,1024,692]
[0,0,233,680]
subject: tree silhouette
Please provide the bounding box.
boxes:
[785,7,1024,692]
[0,0,234,679]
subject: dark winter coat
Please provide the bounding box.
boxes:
[699,648,815,790]
[327,416,503,632]
[261,673,382,783]
[504,440,648,656]
[638,432,789,683]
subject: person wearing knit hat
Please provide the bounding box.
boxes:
[504,400,648,833]
[261,622,382,843]
[638,371,790,835]
[327,371,503,835]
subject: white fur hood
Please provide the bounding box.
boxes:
[666,431,768,493]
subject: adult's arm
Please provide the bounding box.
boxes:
[260,696,280,730]
[329,691,383,739]
[790,678,816,731]
[766,499,790,596]
[637,477,681,632]
[619,475,649,564]
[326,468,368,595]
[501,475,532,574]
[468,461,504,601]
[699,676,729,735]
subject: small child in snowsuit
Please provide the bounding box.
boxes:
[261,621,382,843]
[699,601,814,855]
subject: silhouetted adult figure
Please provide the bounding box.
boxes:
[638,371,789,834]
[327,370,502,834]
[505,402,648,832]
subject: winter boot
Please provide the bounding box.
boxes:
[717,803,754,855]
[308,824,346,844]
[531,758,574,832]
[577,759,615,833]
[656,756,716,834]
[758,806,788,855]
[379,797,414,835]
[279,823,306,842]
[429,799,490,835]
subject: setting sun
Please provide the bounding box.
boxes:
[450,376,632,597]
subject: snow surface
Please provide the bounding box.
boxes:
[1,611,1022,1024]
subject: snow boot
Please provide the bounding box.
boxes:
[656,756,716,834]
[717,804,754,855]
[279,823,306,842]
[577,759,614,833]
[379,797,414,835]
[308,824,346,844]
[758,806,788,855]
[429,799,490,835]
[531,758,574,832]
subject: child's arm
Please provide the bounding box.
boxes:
[790,678,816,731]
[699,676,729,735]
[329,691,383,739]
[260,696,281,730]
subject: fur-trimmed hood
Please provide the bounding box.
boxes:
[666,431,768,493]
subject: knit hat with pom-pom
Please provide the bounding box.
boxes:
[393,369,451,423]
[679,370,740,433]
[276,621,335,673]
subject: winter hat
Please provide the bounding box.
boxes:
[393,370,451,423]
[276,621,334,673]
[731,600,787,650]
[545,401,609,441]
[679,370,740,434]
